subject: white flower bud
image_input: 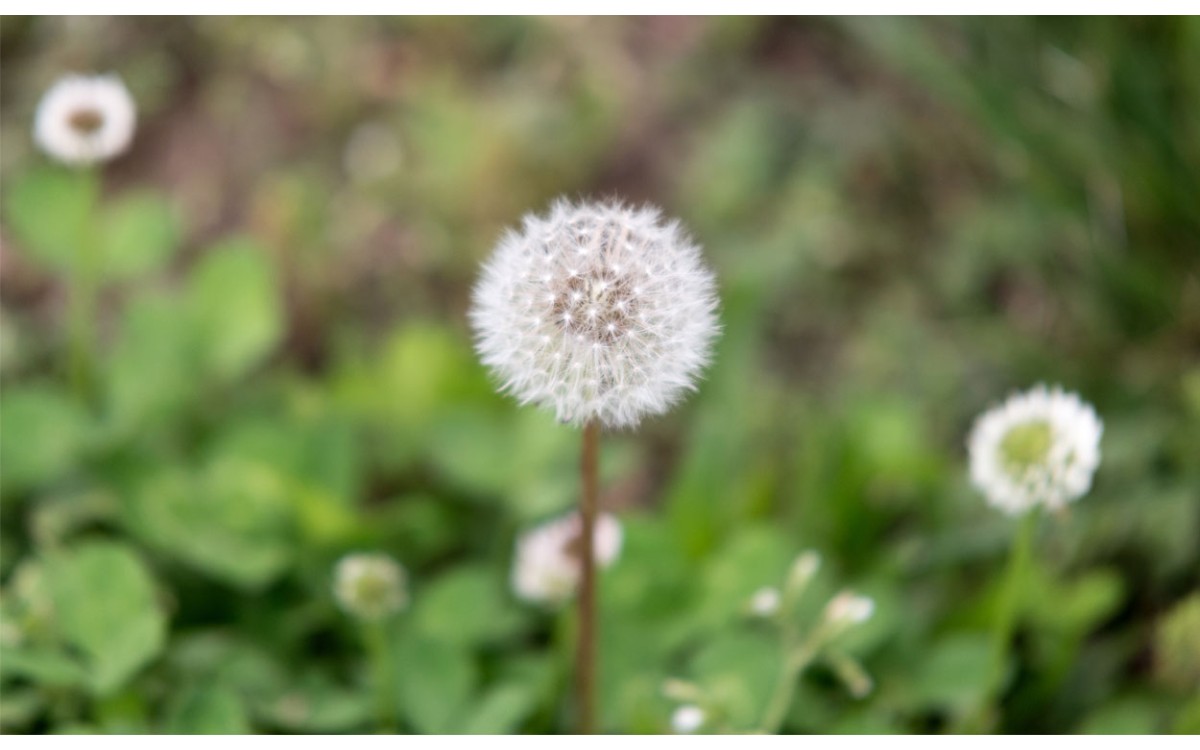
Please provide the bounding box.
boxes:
[333,553,408,621]
[824,591,875,627]
[671,705,705,734]
[749,586,781,617]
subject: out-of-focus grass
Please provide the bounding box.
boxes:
[1,17,1197,734]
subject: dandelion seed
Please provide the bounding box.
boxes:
[34,73,136,166]
[333,553,408,621]
[968,384,1103,515]
[511,511,622,605]
[470,200,720,428]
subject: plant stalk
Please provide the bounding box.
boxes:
[576,420,600,734]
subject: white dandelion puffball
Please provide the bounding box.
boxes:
[968,384,1103,515]
[34,74,137,167]
[671,705,706,734]
[470,199,720,429]
[333,553,408,621]
[511,511,623,605]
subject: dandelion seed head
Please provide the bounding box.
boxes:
[968,384,1103,515]
[470,199,720,428]
[34,74,136,166]
[333,553,408,621]
[511,511,622,605]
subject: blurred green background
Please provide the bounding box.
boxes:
[1,16,1198,734]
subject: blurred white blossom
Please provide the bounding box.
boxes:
[823,591,875,628]
[749,586,781,617]
[470,199,720,428]
[968,384,1103,515]
[671,704,706,734]
[34,73,136,166]
[333,553,407,621]
[511,511,622,605]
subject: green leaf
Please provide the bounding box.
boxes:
[691,631,780,731]
[97,191,178,282]
[123,460,293,589]
[105,293,195,429]
[910,633,993,714]
[4,166,96,273]
[395,634,476,734]
[461,682,537,734]
[186,238,282,381]
[165,684,250,734]
[412,564,524,647]
[42,541,166,695]
[0,386,90,495]
[0,646,88,688]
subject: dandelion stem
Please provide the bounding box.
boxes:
[979,508,1040,731]
[576,420,600,734]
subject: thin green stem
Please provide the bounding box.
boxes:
[364,619,398,732]
[974,508,1040,732]
[759,633,818,734]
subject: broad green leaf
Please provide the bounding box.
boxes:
[0,386,90,495]
[461,682,537,734]
[691,630,780,731]
[186,238,282,381]
[42,541,166,695]
[412,564,525,647]
[910,633,993,714]
[0,645,88,688]
[97,191,178,282]
[259,676,370,732]
[165,684,250,734]
[104,292,195,429]
[123,460,293,589]
[4,166,96,273]
[395,634,476,734]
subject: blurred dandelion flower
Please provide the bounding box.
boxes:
[511,511,622,605]
[34,73,136,166]
[470,199,720,428]
[968,384,1103,515]
[749,586,781,617]
[671,705,706,734]
[823,591,875,628]
[333,553,407,621]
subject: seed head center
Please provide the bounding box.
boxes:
[1000,420,1053,475]
[68,107,105,135]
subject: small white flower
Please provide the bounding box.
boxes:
[749,586,781,617]
[968,384,1103,515]
[671,704,705,734]
[824,591,875,627]
[34,73,136,166]
[470,199,720,428]
[511,511,622,605]
[333,553,408,620]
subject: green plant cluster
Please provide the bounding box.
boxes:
[1,17,1197,734]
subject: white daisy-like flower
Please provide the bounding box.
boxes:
[511,511,623,605]
[470,199,720,429]
[823,591,875,627]
[749,586,781,617]
[34,73,137,167]
[671,704,706,734]
[968,384,1103,515]
[333,553,408,621]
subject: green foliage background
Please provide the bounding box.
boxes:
[1,16,1198,734]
